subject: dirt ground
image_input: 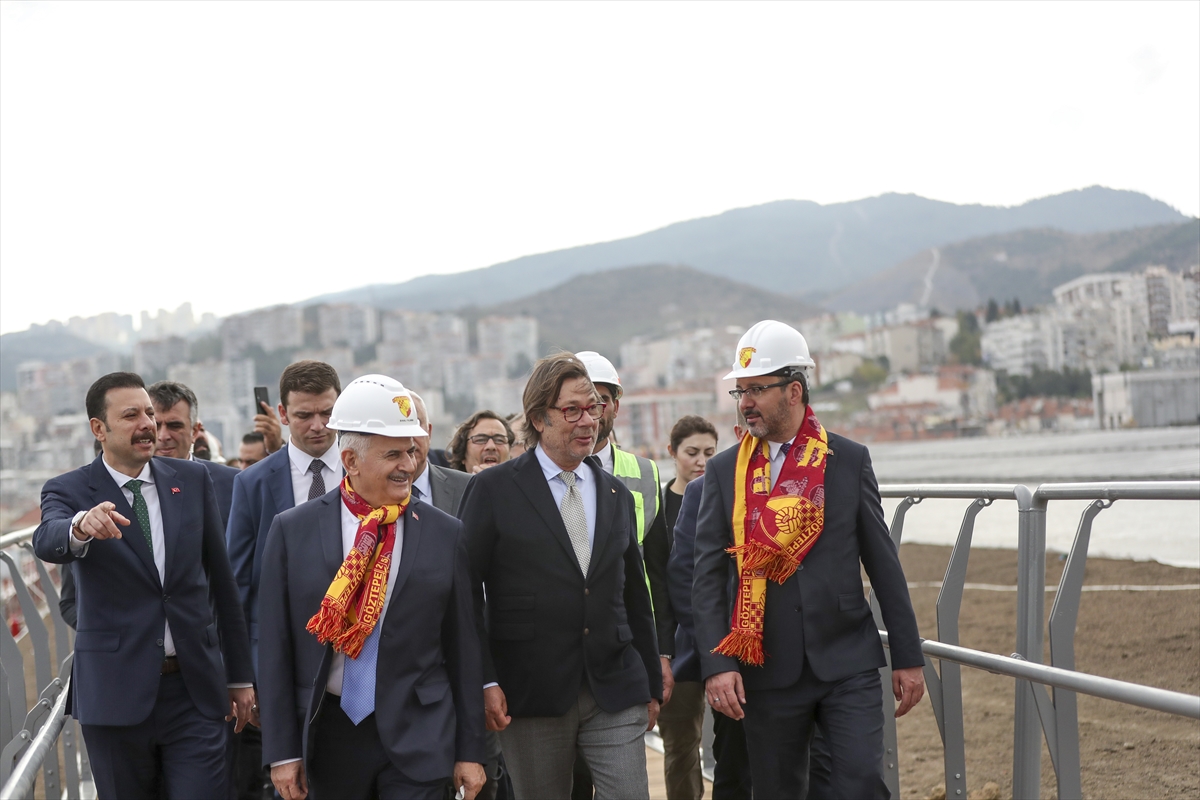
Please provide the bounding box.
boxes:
[892,544,1200,800]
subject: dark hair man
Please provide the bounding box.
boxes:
[32,372,255,799]
[448,411,514,473]
[226,359,343,671]
[148,380,241,526]
[239,432,269,469]
[257,375,485,800]
[693,321,924,799]
[459,352,662,799]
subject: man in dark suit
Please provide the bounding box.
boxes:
[32,372,255,800]
[148,380,240,524]
[257,375,485,800]
[669,477,753,800]
[460,352,663,800]
[693,321,925,800]
[410,391,470,515]
[226,360,343,669]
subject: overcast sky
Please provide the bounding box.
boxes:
[1,1,1197,334]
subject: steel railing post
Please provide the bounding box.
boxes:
[1013,484,1044,800]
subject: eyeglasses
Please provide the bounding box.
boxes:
[728,380,795,401]
[550,403,607,423]
[468,434,511,446]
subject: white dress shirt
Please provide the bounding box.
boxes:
[766,440,792,491]
[595,442,615,475]
[534,444,597,548]
[325,498,405,696]
[98,459,177,656]
[412,463,433,504]
[287,442,342,504]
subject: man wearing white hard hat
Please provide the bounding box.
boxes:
[575,352,676,690]
[692,321,925,799]
[257,375,486,800]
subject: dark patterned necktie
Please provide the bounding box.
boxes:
[308,459,326,501]
[772,442,792,491]
[124,479,154,551]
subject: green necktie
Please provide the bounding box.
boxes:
[124,479,155,551]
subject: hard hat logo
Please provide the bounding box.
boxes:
[738,347,757,369]
[393,396,412,418]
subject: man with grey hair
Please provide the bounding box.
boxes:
[409,391,471,516]
[257,375,485,800]
[148,380,240,526]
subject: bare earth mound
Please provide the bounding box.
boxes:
[892,544,1200,800]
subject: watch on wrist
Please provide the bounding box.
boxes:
[660,654,673,660]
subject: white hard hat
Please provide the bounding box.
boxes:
[576,351,622,399]
[723,320,815,381]
[328,374,428,438]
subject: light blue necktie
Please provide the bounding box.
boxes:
[340,623,381,724]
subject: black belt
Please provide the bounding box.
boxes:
[162,656,180,674]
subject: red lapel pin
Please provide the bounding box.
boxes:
[412,511,419,520]
[171,487,180,494]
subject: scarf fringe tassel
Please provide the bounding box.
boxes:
[713,631,765,666]
[725,542,801,584]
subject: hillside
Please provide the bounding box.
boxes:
[307,187,1185,312]
[824,220,1200,313]
[464,263,824,359]
[0,329,114,392]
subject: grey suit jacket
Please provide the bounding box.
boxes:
[428,464,471,517]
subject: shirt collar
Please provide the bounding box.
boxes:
[102,456,153,488]
[534,444,587,484]
[767,440,791,461]
[595,442,614,474]
[288,441,340,475]
[413,462,433,501]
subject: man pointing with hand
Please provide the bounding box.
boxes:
[33,372,255,800]
[693,322,924,800]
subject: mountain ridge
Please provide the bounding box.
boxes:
[307,186,1185,312]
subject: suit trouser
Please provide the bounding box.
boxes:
[710,708,752,800]
[308,699,449,800]
[499,686,650,800]
[81,671,227,800]
[656,680,705,800]
[742,666,888,800]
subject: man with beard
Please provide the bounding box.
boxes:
[33,372,255,799]
[692,321,925,800]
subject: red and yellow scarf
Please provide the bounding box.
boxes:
[713,406,830,666]
[306,478,407,658]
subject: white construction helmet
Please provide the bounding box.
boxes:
[328,374,428,438]
[723,320,815,381]
[576,351,623,399]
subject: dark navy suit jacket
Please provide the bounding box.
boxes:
[665,478,704,683]
[460,449,662,718]
[226,445,296,666]
[693,433,923,690]
[32,455,253,726]
[257,490,485,780]
[200,458,240,527]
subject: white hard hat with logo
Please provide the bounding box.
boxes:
[576,351,623,399]
[328,374,428,438]
[723,320,815,381]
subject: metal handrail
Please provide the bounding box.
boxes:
[0,676,70,800]
[0,527,36,550]
[879,631,1200,719]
